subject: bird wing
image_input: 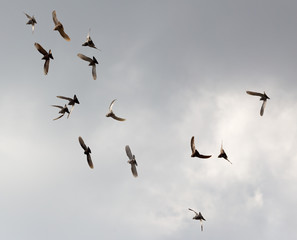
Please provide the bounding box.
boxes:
[260,100,267,116]
[52,105,63,109]
[92,65,97,80]
[57,96,72,101]
[53,114,64,121]
[109,99,117,111]
[34,42,47,56]
[78,136,87,151]
[52,10,59,25]
[87,154,94,169]
[44,59,49,75]
[131,164,138,177]
[188,208,198,215]
[58,28,70,41]
[111,114,126,121]
[67,105,75,118]
[246,91,264,97]
[125,145,133,160]
[32,24,35,33]
[197,153,212,159]
[77,53,93,63]
[190,136,196,154]
[24,12,31,19]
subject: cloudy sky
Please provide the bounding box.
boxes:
[1,0,297,239]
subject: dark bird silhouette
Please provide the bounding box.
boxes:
[52,10,70,41]
[77,53,98,80]
[246,91,270,116]
[78,136,93,169]
[125,145,138,177]
[218,141,232,164]
[190,136,211,159]
[188,208,206,231]
[82,29,100,50]
[24,12,37,33]
[52,104,69,120]
[34,42,53,75]
[56,95,80,118]
[106,99,126,121]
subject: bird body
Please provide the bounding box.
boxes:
[77,53,98,80]
[190,136,211,159]
[246,91,270,116]
[52,10,70,41]
[24,12,37,33]
[52,104,69,120]
[56,95,79,118]
[78,136,93,169]
[125,145,138,177]
[34,43,53,75]
[189,208,206,231]
[82,29,100,50]
[218,142,232,164]
[106,99,126,121]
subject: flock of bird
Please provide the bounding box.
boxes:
[24,10,270,232]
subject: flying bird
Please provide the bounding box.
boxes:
[34,42,53,75]
[190,136,211,159]
[188,208,206,231]
[24,12,37,33]
[106,99,126,121]
[125,145,138,177]
[52,10,70,41]
[77,53,98,80]
[82,29,100,50]
[78,136,93,169]
[56,95,80,118]
[52,104,69,120]
[218,141,232,164]
[246,91,270,116]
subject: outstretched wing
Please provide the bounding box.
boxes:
[92,65,97,80]
[44,59,49,75]
[78,136,87,151]
[53,114,64,121]
[260,99,267,116]
[131,164,138,177]
[52,105,63,109]
[34,42,47,55]
[188,208,198,215]
[87,154,94,169]
[246,91,263,97]
[24,12,31,19]
[190,136,196,154]
[52,10,59,25]
[77,53,93,63]
[109,99,117,111]
[57,95,72,101]
[111,114,126,121]
[125,145,133,160]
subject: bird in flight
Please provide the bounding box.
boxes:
[246,91,270,116]
[218,141,232,164]
[52,104,70,120]
[52,10,70,41]
[82,29,100,50]
[34,42,53,75]
[125,145,138,177]
[24,12,37,33]
[56,95,80,118]
[78,136,93,169]
[190,136,211,159]
[106,99,126,121]
[188,208,206,231]
[77,53,98,80]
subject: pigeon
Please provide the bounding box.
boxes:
[52,10,70,41]
[188,208,206,231]
[125,145,138,177]
[24,12,37,33]
[78,136,93,169]
[82,29,100,50]
[246,91,270,116]
[52,104,69,120]
[218,141,232,164]
[77,53,98,80]
[34,42,53,75]
[190,136,211,159]
[56,95,80,118]
[106,99,126,121]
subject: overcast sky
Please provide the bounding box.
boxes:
[0,0,297,239]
